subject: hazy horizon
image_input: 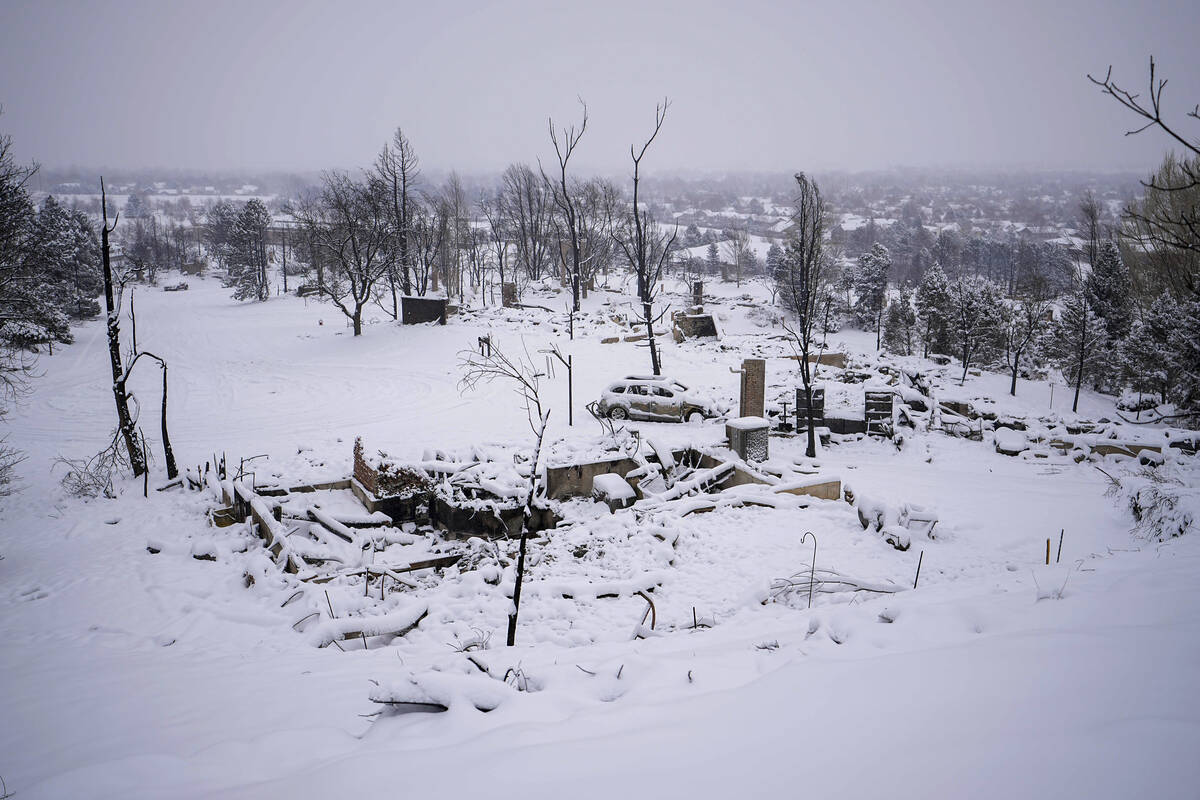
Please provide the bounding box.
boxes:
[2,0,1197,175]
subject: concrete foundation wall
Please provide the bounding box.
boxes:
[545,456,641,500]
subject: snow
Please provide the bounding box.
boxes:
[591,473,635,501]
[0,273,1197,798]
[725,415,768,430]
[993,426,1029,454]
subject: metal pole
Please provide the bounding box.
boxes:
[800,531,817,609]
[568,354,574,427]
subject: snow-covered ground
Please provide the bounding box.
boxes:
[1,275,1197,798]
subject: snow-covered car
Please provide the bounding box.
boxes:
[596,377,722,423]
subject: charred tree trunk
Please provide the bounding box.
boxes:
[507,410,549,647]
[160,363,177,479]
[101,178,146,477]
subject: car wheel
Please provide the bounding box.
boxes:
[686,410,705,423]
[609,406,628,420]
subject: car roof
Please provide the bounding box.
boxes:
[623,375,687,386]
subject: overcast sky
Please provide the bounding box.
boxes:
[1,0,1197,175]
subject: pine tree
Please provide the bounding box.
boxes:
[835,265,855,316]
[766,242,784,283]
[225,199,272,301]
[705,242,719,277]
[854,242,891,348]
[881,283,916,355]
[205,200,238,270]
[1173,296,1200,412]
[1051,286,1106,413]
[1121,291,1181,404]
[124,192,150,220]
[947,276,1004,384]
[0,195,101,351]
[1086,240,1133,341]
[915,260,952,357]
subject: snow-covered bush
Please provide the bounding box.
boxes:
[1114,467,1198,541]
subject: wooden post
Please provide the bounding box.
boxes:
[1045,538,1051,565]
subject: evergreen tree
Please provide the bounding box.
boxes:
[766,242,784,282]
[915,260,952,357]
[225,199,272,301]
[881,283,917,356]
[1121,291,1181,404]
[205,200,238,269]
[1051,285,1106,413]
[854,242,891,348]
[834,265,855,316]
[947,276,1004,384]
[705,242,719,277]
[1087,240,1133,341]
[0,194,101,350]
[123,192,150,220]
[1173,296,1200,413]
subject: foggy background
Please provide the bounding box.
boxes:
[1,0,1197,174]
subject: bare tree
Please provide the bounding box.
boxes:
[724,227,751,286]
[479,189,511,298]
[442,173,470,299]
[457,339,550,647]
[375,128,420,312]
[614,100,678,377]
[500,163,552,283]
[1000,295,1051,396]
[1089,57,1200,286]
[1123,153,1200,299]
[776,173,830,458]
[409,196,448,297]
[100,178,145,476]
[293,173,392,336]
[542,100,588,311]
[577,178,622,289]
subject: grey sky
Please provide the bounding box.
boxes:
[1,0,1197,174]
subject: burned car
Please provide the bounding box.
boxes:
[596,376,724,423]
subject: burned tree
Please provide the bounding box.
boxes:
[409,196,448,298]
[457,339,550,647]
[375,127,420,311]
[614,100,678,377]
[500,163,552,283]
[776,172,831,458]
[478,189,510,297]
[542,100,588,312]
[100,178,145,477]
